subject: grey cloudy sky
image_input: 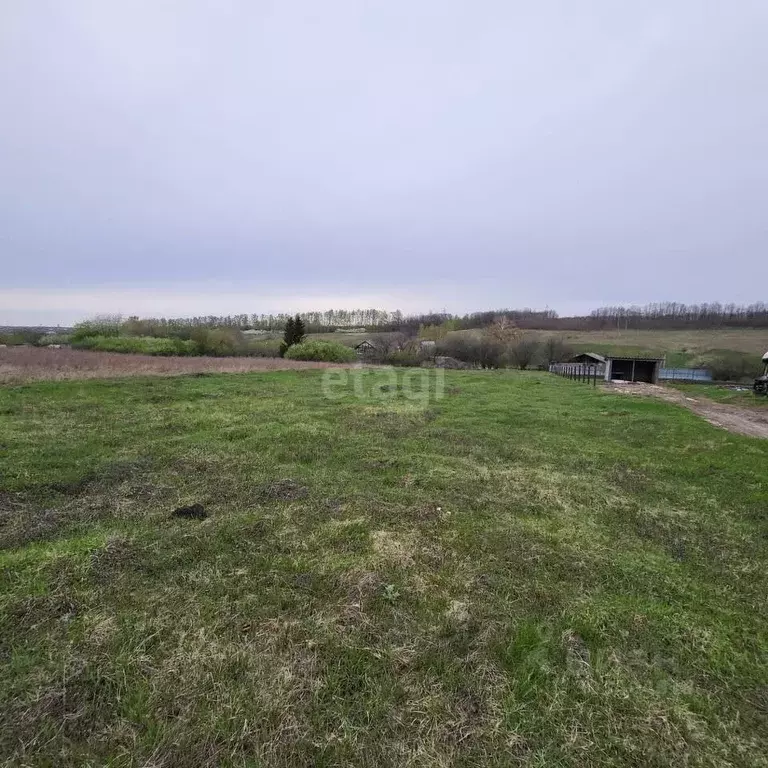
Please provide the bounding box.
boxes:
[2,1,767,325]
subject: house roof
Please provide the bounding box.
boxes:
[354,340,376,349]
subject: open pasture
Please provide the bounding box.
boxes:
[1,369,767,766]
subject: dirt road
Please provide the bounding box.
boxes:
[606,382,768,439]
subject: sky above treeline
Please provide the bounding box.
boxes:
[2,1,767,325]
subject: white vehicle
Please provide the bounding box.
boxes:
[755,351,768,395]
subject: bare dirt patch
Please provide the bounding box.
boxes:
[171,503,208,520]
[0,347,349,383]
[606,382,768,439]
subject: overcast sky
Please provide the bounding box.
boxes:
[2,1,767,325]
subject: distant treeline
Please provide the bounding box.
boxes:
[115,310,403,335]
[586,302,768,330]
[108,308,560,336]
[4,302,768,348]
[106,302,768,335]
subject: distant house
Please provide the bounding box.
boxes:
[354,340,377,358]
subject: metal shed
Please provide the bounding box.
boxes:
[570,352,606,365]
[604,356,665,384]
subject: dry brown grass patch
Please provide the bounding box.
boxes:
[0,346,349,383]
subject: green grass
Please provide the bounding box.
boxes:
[1,370,767,766]
[668,382,768,407]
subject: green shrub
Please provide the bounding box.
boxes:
[284,340,356,363]
[190,328,245,356]
[384,349,423,367]
[71,319,121,341]
[72,336,196,356]
[507,338,543,370]
[71,336,96,350]
[0,331,43,346]
[436,337,504,368]
[36,334,72,346]
[707,351,761,382]
[247,339,282,357]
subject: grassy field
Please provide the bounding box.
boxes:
[1,370,767,766]
[544,328,768,358]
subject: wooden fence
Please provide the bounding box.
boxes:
[548,362,603,386]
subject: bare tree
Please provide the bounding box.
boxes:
[508,337,542,370]
[543,336,573,364]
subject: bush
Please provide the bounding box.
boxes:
[190,328,245,356]
[507,338,542,370]
[436,337,505,368]
[36,334,72,347]
[542,336,574,364]
[247,339,282,357]
[284,340,356,363]
[384,349,424,367]
[0,330,43,346]
[707,351,761,382]
[72,336,196,356]
[71,318,121,341]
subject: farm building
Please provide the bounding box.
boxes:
[354,340,378,358]
[604,355,665,384]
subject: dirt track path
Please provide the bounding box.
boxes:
[606,382,768,439]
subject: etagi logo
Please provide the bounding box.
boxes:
[321,365,445,407]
